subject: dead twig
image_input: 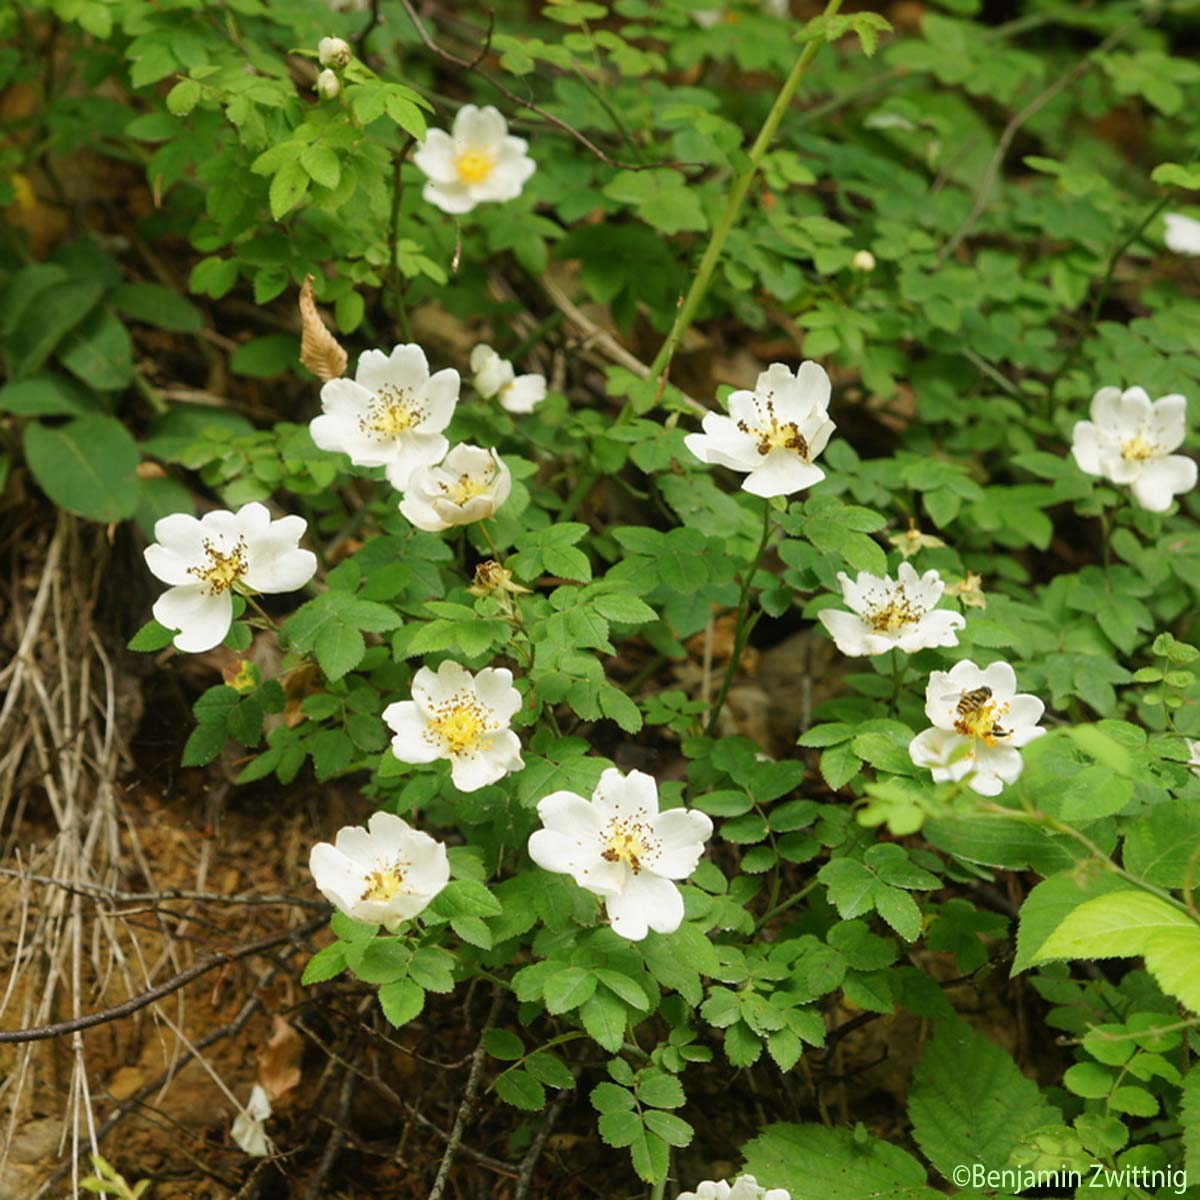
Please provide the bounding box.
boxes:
[424,989,503,1199]
[0,913,327,1044]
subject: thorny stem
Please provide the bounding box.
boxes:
[558,1,843,521]
[705,502,775,737]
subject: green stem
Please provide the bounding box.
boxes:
[558,1,843,521]
[705,502,774,737]
[889,648,907,715]
[647,1,842,387]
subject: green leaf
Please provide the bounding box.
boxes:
[127,619,175,652]
[602,169,707,235]
[643,1109,693,1147]
[0,373,99,415]
[544,966,597,1014]
[908,1019,1057,1179]
[165,77,201,115]
[1013,869,1130,973]
[496,1068,546,1111]
[8,280,104,377]
[314,622,365,681]
[484,1029,524,1061]
[1028,890,1200,1015]
[58,307,133,390]
[580,988,627,1052]
[378,979,425,1027]
[637,1070,685,1109]
[301,942,347,985]
[594,969,649,1011]
[270,158,311,219]
[24,415,140,522]
[742,1123,939,1200]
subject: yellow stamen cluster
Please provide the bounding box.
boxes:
[456,150,496,185]
[864,587,924,633]
[953,687,1011,746]
[445,471,493,506]
[600,817,659,875]
[361,385,423,439]
[361,861,406,902]
[189,536,248,595]
[1121,434,1160,463]
[426,694,494,756]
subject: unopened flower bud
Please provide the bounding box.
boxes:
[316,69,341,100]
[468,560,531,598]
[318,36,352,69]
[851,249,876,273]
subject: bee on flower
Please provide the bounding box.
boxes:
[908,660,1045,796]
[413,105,536,215]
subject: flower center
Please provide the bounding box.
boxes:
[600,818,659,875]
[360,384,424,439]
[737,397,810,459]
[953,686,1011,746]
[1121,434,1160,463]
[189,536,248,595]
[426,694,494,757]
[445,472,493,506]
[456,150,495,185]
[865,587,925,633]
[361,860,406,903]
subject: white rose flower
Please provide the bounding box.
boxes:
[470,343,546,414]
[678,1175,791,1200]
[144,502,317,653]
[383,661,524,792]
[231,1084,273,1157]
[817,562,966,657]
[1186,739,1200,777]
[527,768,713,941]
[851,249,876,272]
[308,810,450,931]
[310,344,459,490]
[1071,386,1196,513]
[413,105,536,216]
[685,361,835,498]
[908,659,1045,797]
[1164,213,1200,256]
[317,36,351,69]
[398,444,512,532]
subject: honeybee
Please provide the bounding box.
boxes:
[955,686,1010,739]
[955,686,992,718]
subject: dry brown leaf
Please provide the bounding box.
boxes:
[299,274,347,381]
[256,1015,303,1102]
